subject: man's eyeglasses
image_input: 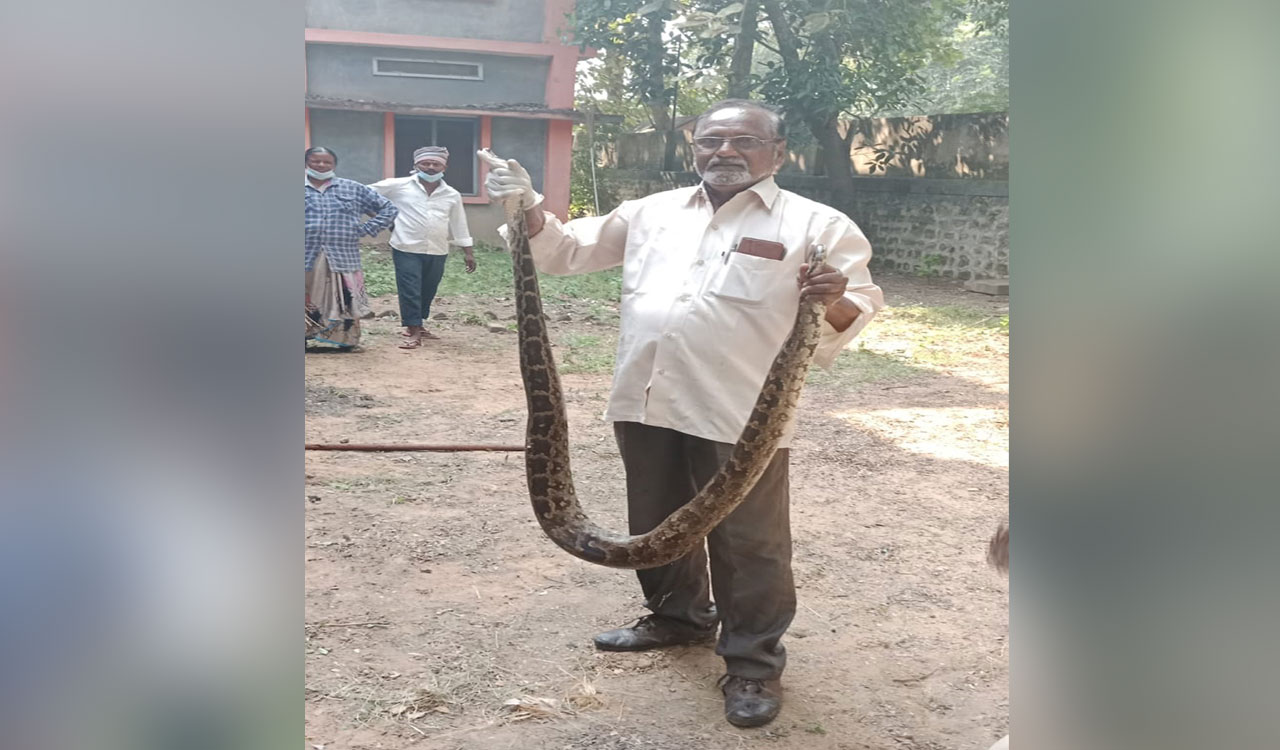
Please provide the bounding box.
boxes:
[692,136,780,153]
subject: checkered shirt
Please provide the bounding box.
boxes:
[305,177,398,271]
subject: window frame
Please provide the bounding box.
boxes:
[393,115,481,196]
[371,57,484,81]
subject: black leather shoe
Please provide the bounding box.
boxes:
[719,675,783,728]
[592,614,716,652]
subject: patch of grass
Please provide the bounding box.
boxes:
[889,305,1008,332]
[436,244,516,296]
[363,243,621,302]
[436,244,623,302]
[322,477,397,493]
[542,271,623,304]
[857,303,1010,371]
[558,332,617,375]
[360,246,397,297]
[807,344,926,387]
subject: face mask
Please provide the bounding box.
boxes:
[306,168,336,180]
[416,171,444,183]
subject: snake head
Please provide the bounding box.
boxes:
[806,243,827,277]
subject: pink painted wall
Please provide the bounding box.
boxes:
[539,0,578,218]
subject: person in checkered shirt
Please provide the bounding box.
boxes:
[304,147,398,350]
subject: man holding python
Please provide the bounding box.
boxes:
[485,100,883,728]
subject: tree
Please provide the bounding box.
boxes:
[758,0,956,202]
[894,4,1009,115]
[726,0,760,97]
[576,0,1006,204]
[574,0,682,131]
[674,1,959,201]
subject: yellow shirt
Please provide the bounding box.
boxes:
[526,177,884,446]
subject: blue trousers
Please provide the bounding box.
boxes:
[392,250,448,327]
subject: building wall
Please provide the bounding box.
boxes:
[307,109,385,185]
[305,0,546,43]
[594,171,1009,280]
[330,115,551,246]
[305,44,550,106]
[847,112,1009,180]
[303,1,579,220]
[491,118,547,194]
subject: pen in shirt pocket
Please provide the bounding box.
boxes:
[723,240,738,264]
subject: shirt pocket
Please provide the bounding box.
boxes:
[708,252,785,306]
[332,191,364,230]
[425,202,452,226]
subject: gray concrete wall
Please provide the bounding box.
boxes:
[491,118,547,193]
[308,109,385,185]
[306,44,549,106]
[594,170,1008,280]
[306,0,545,44]
[460,203,508,248]
[844,187,1008,279]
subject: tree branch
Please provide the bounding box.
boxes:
[758,0,802,72]
[727,0,760,99]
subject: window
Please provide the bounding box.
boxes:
[373,57,483,81]
[394,116,480,195]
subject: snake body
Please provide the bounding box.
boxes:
[505,201,826,570]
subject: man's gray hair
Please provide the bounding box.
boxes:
[695,99,787,140]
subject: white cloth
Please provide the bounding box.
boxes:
[367,177,473,255]
[522,177,884,446]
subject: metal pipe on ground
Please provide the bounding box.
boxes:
[305,443,525,453]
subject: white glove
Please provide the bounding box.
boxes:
[478,149,543,209]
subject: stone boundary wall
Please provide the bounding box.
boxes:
[595,170,1008,280]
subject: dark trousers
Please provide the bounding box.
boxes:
[392,249,448,327]
[613,421,796,680]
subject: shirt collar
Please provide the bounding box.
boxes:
[413,177,455,197]
[688,175,780,210]
[748,176,781,209]
[305,175,335,190]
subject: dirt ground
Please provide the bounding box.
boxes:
[305,272,1008,750]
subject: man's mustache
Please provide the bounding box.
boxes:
[707,160,748,169]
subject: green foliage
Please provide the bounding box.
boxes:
[569,123,620,218]
[574,0,1007,185]
[891,2,1008,115]
[753,0,954,122]
[574,0,734,131]
[574,0,682,129]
